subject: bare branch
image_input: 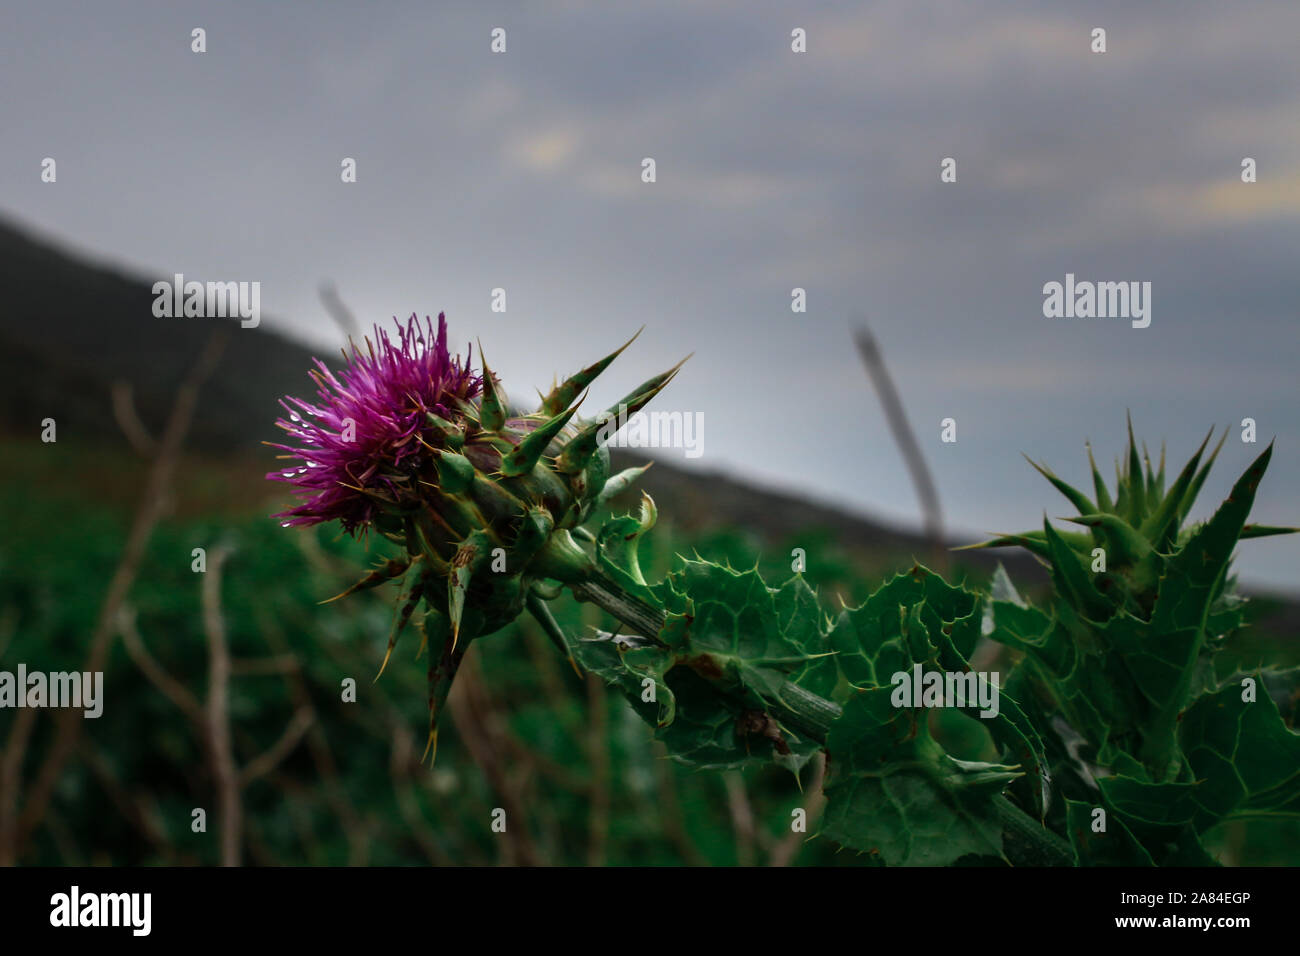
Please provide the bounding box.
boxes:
[652,741,708,866]
[256,609,371,866]
[109,380,158,457]
[768,753,827,867]
[202,543,240,866]
[14,329,228,856]
[853,324,947,572]
[586,676,610,866]
[0,708,38,866]
[723,771,757,866]
[388,724,454,866]
[43,810,84,866]
[239,707,315,787]
[229,655,300,677]
[80,740,174,861]
[449,653,543,866]
[319,281,359,341]
[117,604,204,726]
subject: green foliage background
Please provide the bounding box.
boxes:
[2,437,1296,865]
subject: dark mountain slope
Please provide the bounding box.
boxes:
[0,216,320,451]
[0,212,1036,586]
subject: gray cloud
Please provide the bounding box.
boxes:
[2,0,1297,589]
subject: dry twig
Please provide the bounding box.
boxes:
[853,324,947,572]
[768,753,827,867]
[10,330,228,861]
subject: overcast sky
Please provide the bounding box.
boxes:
[4,0,1298,591]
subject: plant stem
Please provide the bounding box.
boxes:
[993,796,1074,867]
[570,577,666,643]
[569,569,1075,867]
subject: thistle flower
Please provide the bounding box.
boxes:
[268,313,481,535]
[270,311,682,759]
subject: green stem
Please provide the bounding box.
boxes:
[569,569,1075,867]
[570,577,666,643]
[993,796,1075,867]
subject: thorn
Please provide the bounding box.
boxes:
[375,571,425,681]
[414,613,429,660]
[501,399,583,477]
[539,326,644,417]
[446,532,489,652]
[597,462,654,505]
[476,342,506,432]
[556,360,687,474]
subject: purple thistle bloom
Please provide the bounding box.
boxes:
[268,312,481,535]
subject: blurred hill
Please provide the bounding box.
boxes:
[0,212,1042,586]
[0,216,318,452]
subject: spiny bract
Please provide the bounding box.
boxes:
[962,415,1294,619]
[967,416,1296,781]
[270,312,683,758]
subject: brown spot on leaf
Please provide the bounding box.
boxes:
[736,710,791,756]
[685,653,724,681]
